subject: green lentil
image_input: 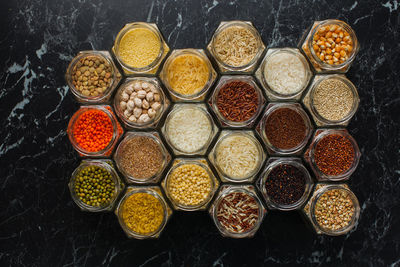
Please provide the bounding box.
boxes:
[74,166,115,207]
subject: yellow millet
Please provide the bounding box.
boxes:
[167,164,212,206]
[121,192,164,235]
[118,28,161,68]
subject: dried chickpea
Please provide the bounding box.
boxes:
[312,24,354,65]
[167,164,212,207]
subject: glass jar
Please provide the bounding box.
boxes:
[304,128,361,182]
[208,130,266,183]
[113,77,170,129]
[161,104,218,156]
[159,49,217,102]
[256,103,313,155]
[207,21,265,74]
[115,186,172,239]
[113,131,171,184]
[69,159,125,212]
[113,22,169,76]
[302,183,360,236]
[67,105,124,157]
[257,158,313,211]
[303,74,360,127]
[209,75,265,128]
[65,51,122,104]
[300,19,359,73]
[255,48,312,101]
[161,158,219,211]
[209,185,266,238]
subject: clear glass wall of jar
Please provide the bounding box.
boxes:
[69,159,125,212]
[115,186,172,239]
[302,74,360,127]
[257,158,314,211]
[255,48,312,101]
[207,21,265,74]
[113,22,169,76]
[302,183,360,236]
[209,185,266,238]
[304,128,361,182]
[209,75,265,128]
[67,105,124,157]
[159,49,217,102]
[65,51,122,104]
[161,158,219,211]
[208,130,266,183]
[300,19,359,73]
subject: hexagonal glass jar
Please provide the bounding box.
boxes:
[113,77,170,129]
[69,159,124,212]
[159,49,217,102]
[302,74,360,127]
[207,21,265,74]
[161,104,218,155]
[208,130,266,183]
[255,48,312,101]
[112,22,169,76]
[67,105,124,157]
[302,183,360,236]
[209,185,266,238]
[300,19,359,73]
[304,129,361,182]
[65,51,122,104]
[209,75,265,128]
[161,158,219,211]
[256,103,313,156]
[115,186,172,239]
[114,131,171,184]
[257,158,313,211]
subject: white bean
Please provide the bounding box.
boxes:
[121,92,129,101]
[120,101,127,110]
[151,102,161,111]
[137,90,146,99]
[153,93,160,102]
[133,107,142,118]
[127,100,135,110]
[134,98,142,108]
[146,92,154,102]
[139,113,150,122]
[142,99,150,109]
[133,82,141,91]
[128,115,137,122]
[148,108,156,118]
[124,109,132,118]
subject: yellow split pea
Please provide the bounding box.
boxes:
[167,164,212,207]
[121,192,164,235]
[118,28,161,68]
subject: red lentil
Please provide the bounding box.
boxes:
[217,81,259,122]
[73,110,114,152]
[314,134,355,176]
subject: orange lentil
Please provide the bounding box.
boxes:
[73,110,114,152]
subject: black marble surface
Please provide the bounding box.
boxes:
[1,0,399,266]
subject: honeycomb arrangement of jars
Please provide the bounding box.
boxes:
[66,19,361,239]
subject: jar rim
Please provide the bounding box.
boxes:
[260,159,313,211]
[162,49,214,100]
[69,160,121,212]
[113,78,165,128]
[117,188,168,237]
[212,75,263,127]
[308,19,359,70]
[310,75,359,124]
[114,22,165,72]
[310,185,360,235]
[67,106,118,156]
[114,132,167,184]
[164,104,215,154]
[261,48,311,99]
[213,187,264,237]
[310,129,360,181]
[213,131,263,181]
[66,51,116,102]
[165,160,216,210]
[211,21,264,71]
[260,103,312,154]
